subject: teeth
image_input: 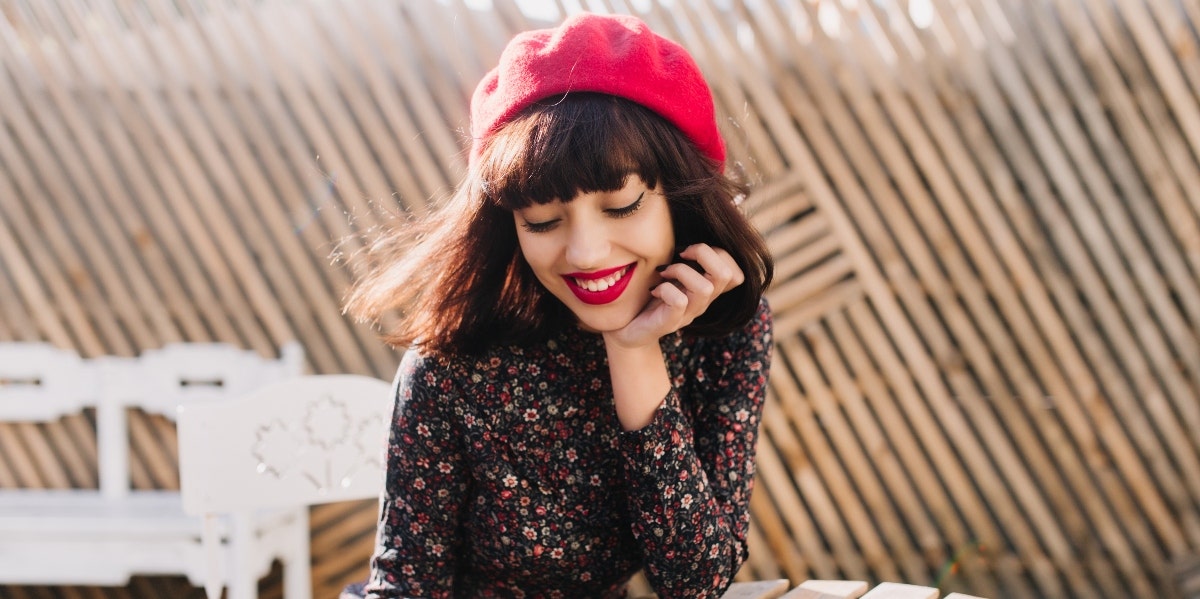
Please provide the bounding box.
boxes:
[574,267,628,292]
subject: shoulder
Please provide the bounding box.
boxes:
[677,296,772,382]
[397,342,546,398]
[746,296,773,339]
[715,296,773,355]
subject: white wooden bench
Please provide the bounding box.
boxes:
[0,342,303,592]
[178,374,393,599]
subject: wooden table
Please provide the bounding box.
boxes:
[719,579,987,599]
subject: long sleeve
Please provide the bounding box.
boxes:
[618,299,773,599]
[365,352,471,599]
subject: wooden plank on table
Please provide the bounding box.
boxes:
[783,579,869,599]
[721,579,790,599]
[859,583,938,599]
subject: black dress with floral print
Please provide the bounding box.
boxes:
[361,299,772,599]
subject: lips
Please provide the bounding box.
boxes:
[563,263,636,305]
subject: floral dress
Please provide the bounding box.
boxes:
[360,299,772,599]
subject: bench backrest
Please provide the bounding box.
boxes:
[177,374,392,515]
[0,343,99,421]
[0,342,305,498]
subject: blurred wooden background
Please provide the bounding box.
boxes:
[1,0,1199,597]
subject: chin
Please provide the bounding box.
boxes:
[561,295,647,334]
[571,308,638,333]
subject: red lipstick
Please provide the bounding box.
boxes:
[562,264,636,305]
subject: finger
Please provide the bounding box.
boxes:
[660,262,715,299]
[680,244,743,292]
[652,280,688,308]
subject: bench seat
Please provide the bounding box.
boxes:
[0,489,299,586]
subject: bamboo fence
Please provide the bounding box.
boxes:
[0,0,1198,598]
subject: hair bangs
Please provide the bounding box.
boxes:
[476,94,664,211]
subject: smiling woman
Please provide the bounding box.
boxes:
[342,12,773,599]
[513,179,675,333]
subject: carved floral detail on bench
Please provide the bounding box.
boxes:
[252,394,384,494]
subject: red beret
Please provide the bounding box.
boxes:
[469,12,725,169]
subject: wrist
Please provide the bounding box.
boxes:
[604,339,670,431]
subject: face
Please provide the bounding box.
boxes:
[513,176,675,333]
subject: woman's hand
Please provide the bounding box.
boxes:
[604,244,745,350]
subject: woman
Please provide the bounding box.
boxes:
[345,12,774,599]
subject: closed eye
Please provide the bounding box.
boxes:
[606,192,645,218]
[520,218,559,233]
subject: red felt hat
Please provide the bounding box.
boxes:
[469,12,725,169]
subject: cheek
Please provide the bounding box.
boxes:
[634,203,675,257]
[514,233,557,278]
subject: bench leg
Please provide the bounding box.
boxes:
[230,512,258,599]
[284,508,313,599]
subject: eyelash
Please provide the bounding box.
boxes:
[607,194,644,218]
[521,220,557,234]
[519,193,645,233]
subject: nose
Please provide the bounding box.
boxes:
[564,221,610,270]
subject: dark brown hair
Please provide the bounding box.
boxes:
[344,93,773,355]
